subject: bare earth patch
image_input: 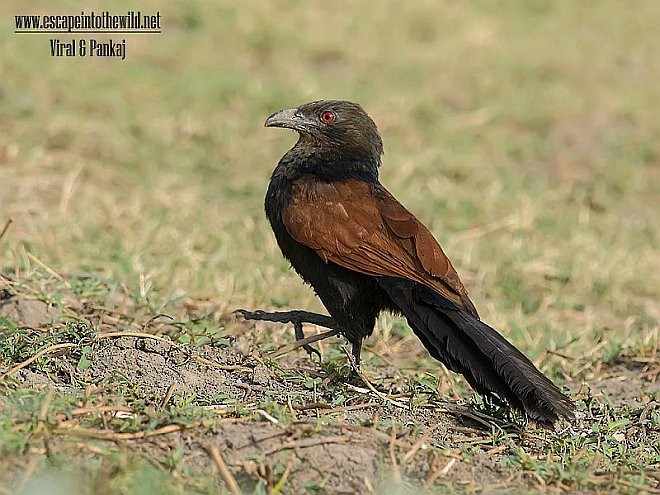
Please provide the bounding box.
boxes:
[1,291,658,493]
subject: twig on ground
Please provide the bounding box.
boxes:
[271,457,294,495]
[293,402,333,411]
[204,443,242,495]
[55,405,134,422]
[0,219,12,243]
[294,401,384,414]
[388,424,402,483]
[1,343,78,380]
[271,328,339,358]
[424,456,456,487]
[402,422,443,464]
[143,313,173,329]
[54,423,184,440]
[26,252,69,285]
[160,381,177,409]
[262,435,355,456]
[341,347,408,409]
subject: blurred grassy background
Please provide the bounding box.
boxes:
[1,0,658,360]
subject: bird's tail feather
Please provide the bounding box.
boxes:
[379,279,574,426]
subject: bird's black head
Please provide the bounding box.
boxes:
[265,100,383,182]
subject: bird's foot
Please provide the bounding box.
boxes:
[235,309,337,330]
[234,309,268,321]
[293,320,321,360]
[234,309,338,360]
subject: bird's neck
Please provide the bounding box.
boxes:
[273,145,380,183]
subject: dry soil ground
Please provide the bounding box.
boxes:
[1,280,657,494]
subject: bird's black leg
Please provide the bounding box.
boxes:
[293,320,322,360]
[235,309,338,330]
[346,339,365,383]
[351,340,362,366]
[235,309,338,359]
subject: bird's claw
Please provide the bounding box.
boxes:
[233,309,249,319]
[294,320,321,361]
[234,309,266,321]
[302,343,322,361]
[235,310,323,360]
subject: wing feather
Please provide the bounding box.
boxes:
[283,178,479,317]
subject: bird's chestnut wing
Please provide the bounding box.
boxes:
[282,178,479,317]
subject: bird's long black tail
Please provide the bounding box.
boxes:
[379,278,574,426]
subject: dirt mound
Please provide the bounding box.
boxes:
[2,293,658,493]
[0,293,511,492]
[47,331,512,492]
[0,292,56,329]
[81,335,248,404]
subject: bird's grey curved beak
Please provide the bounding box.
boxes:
[264,108,306,131]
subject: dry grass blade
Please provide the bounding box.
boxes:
[55,405,134,422]
[1,343,78,380]
[424,456,457,487]
[0,219,12,243]
[25,252,68,285]
[340,346,408,408]
[54,423,184,440]
[388,424,402,483]
[262,435,355,456]
[270,328,339,358]
[160,380,177,409]
[451,215,518,242]
[204,443,242,495]
[142,313,174,331]
[402,423,442,464]
[271,458,294,495]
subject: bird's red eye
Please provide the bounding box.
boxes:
[320,111,335,124]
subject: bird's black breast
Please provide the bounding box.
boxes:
[264,168,393,341]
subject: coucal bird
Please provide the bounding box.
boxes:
[242,100,574,426]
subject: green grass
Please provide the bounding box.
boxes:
[1,0,659,493]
